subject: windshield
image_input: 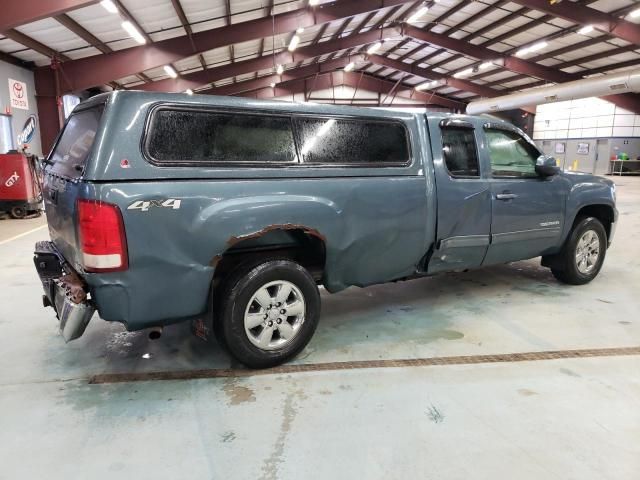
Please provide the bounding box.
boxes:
[49,105,103,178]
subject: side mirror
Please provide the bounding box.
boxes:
[535,155,560,177]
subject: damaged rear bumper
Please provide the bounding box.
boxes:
[33,241,95,342]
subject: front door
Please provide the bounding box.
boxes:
[427,118,491,273]
[481,124,567,265]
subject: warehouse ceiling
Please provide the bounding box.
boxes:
[1,0,640,111]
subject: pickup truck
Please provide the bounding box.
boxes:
[34,91,617,368]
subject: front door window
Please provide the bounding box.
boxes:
[485,128,539,178]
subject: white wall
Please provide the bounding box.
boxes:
[533,97,640,140]
[0,59,42,156]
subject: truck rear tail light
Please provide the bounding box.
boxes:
[77,199,128,272]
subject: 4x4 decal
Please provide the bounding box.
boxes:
[127,199,181,212]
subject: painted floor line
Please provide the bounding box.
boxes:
[89,345,640,385]
[0,224,47,246]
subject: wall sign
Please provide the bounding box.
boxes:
[577,142,590,155]
[8,78,29,110]
[17,115,37,145]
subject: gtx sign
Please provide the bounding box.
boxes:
[8,78,29,110]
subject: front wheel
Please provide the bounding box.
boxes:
[216,258,320,368]
[551,216,607,285]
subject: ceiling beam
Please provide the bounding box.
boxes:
[36,0,416,95]
[403,25,640,114]
[368,54,499,98]
[203,67,464,110]
[170,0,207,70]
[137,28,398,92]
[54,13,111,53]
[1,29,70,61]
[0,0,98,32]
[510,0,640,46]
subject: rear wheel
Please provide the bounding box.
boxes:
[216,258,320,368]
[551,216,607,285]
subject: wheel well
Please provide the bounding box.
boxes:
[211,227,326,290]
[574,204,614,239]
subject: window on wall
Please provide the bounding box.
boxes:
[294,117,409,165]
[441,126,480,178]
[146,109,298,164]
[0,115,15,153]
[485,128,540,178]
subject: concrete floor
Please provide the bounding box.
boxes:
[1,179,639,480]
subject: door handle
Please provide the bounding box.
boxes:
[496,192,518,201]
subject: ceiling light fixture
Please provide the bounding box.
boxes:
[344,62,355,72]
[100,0,118,14]
[270,82,276,88]
[276,64,284,75]
[122,21,146,44]
[629,8,640,18]
[163,65,178,78]
[185,89,193,95]
[297,27,305,34]
[367,42,382,55]
[415,80,440,91]
[577,25,594,35]
[516,41,547,57]
[453,68,473,78]
[407,6,429,24]
[479,61,493,70]
[309,0,320,5]
[288,35,300,51]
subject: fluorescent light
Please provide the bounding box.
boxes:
[309,0,320,5]
[344,62,355,72]
[407,6,429,24]
[629,8,640,18]
[100,0,118,14]
[528,41,547,52]
[416,80,440,91]
[276,64,284,75]
[288,35,300,51]
[297,27,305,34]
[479,61,493,70]
[366,42,382,55]
[454,68,473,78]
[578,25,594,35]
[122,21,146,44]
[163,65,178,78]
[185,89,193,95]
[516,41,547,57]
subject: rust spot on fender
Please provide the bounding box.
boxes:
[227,224,326,247]
[209,254,222,267]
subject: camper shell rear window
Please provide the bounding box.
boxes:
[49,105,104,179]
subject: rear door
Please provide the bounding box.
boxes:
[43,104,104,268]
[481,123,565,265]
[427,117,491,273]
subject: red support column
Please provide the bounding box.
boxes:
[34,61,63,155]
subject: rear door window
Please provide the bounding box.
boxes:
[49,106,103,178]
[441,126,480,178]
[294,117,409,165]
[145,109,297,164]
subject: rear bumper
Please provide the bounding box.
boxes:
[33,241,95,341]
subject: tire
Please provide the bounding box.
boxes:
[216,258,320,368]
[10,206,26,219]
[551,216,607,285]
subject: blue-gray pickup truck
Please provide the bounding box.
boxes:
[34,91,617,368]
